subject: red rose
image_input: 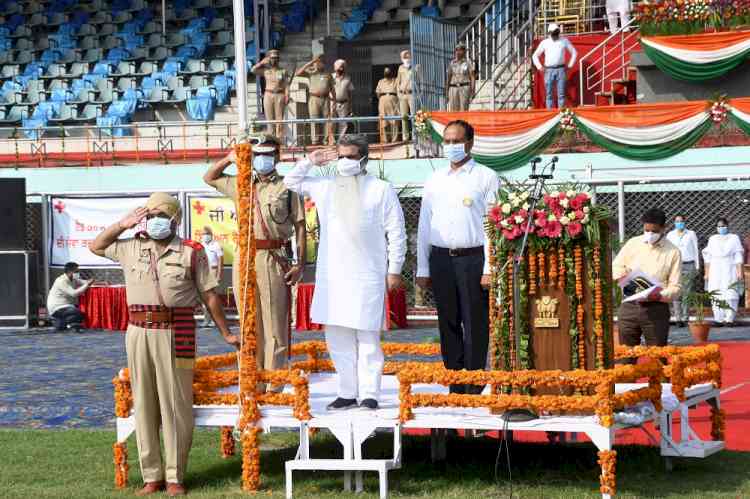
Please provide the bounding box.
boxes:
[502,228,517,240]
[489,205,502,223]
[570,193,589,210]
[567,221,583,238]
[546,220,563,238]
[574,209,585,221]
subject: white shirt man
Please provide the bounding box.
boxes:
[284,134,407,411]
[665,218,700,325]
[532,23,577,109]
[47,263,92,332]
[200,227,224,327]
[416,120,498,394]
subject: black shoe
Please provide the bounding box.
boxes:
[677,321,686,328]
[712,321,724,328]
[326,397,358,411]
[359,398,378,410]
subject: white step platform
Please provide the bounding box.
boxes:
[115,375,724,499]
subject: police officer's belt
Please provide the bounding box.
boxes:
[450,83,470,87]
[256,239,284,250]
[128,305,195,327]
[310,92,329,98]
[265,89,285,94]
[381,93,397,96]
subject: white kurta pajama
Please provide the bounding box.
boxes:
[284,158,407,400]
[702,234,745,323]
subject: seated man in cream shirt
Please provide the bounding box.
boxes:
[46,261,93,333]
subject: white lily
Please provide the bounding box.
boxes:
[560,216,570,225]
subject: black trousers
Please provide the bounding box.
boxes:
[616,301,670,364]
[429,248,489,394]
[51,306,85,331]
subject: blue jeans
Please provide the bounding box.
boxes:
[544,67,567,109]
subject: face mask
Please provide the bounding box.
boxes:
[72,272,80,280]
[643,231,661,245]
[201,234,212,244]
[444,143,467,163]
[146,217,173,240]
[718,227,729,235]
[253,155,276,175]
[337,157,363,176]
[402,59,411,68]
[674,221,685,230]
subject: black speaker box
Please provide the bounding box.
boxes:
[0,179,26,250]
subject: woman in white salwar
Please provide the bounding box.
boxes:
[702,218,745,326]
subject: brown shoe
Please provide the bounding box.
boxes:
[166,483,187,496]
[135,481,165,496]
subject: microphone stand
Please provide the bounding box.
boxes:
[503,158,555,423]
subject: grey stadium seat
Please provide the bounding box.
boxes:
[0,105,29,125]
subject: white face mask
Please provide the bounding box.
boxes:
[146,217,173,240]
[253,155,276,175]
[201,234,212,244]
[643,231,661,245]
[443,143,467,163]
[402,59,411,68]
[72,272,80,280]
[337,157,364,177]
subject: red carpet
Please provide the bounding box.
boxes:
[407,342,750,451]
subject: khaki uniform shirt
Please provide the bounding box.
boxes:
[261,67,289,92]
[305,69,334,98]
[612,236,682,300]
[333,74,354,103]
[104,235,218,307]
[396,64,413,95]
[376,78,397,96]
[212,174,304,241]
[449,57,473,84]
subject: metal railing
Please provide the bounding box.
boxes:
[578,17,640,105]
[0,115,413,165]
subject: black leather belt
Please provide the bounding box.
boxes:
[381,92,397,96]
[432,246,483,257]
[683,260,694,264]
[450,83,470,87]
[545,64,565,69]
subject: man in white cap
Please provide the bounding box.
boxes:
[284,135,407,411]
[531,23,577,109]
[332,59,354,139]
[396,49,414,141]
[606,0,632,32]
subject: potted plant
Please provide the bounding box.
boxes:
[683,287,733,343]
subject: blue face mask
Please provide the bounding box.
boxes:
[146,217,173,240]
[718,226,729,235]
[674,221,685,230]
[253,155,276,175]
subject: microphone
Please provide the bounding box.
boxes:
[550,155,559,174]
[530,156,542,175]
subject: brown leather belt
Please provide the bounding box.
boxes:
[401,90,412,94]
[265,89,285,94]
[310,92,329,98]
[129,309,173,323]
[256,239,284,250]
[336,100,349,103]
[431,245,483,257]
[381,93,397,96]
[128,305,195,328]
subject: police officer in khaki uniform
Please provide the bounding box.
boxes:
[204,136,306,380]
[252,49,290,139]
[296,57,336,146]
[396,49,414,142]
[375,67,400,143]
[332,59,354,140]
[446,43,475,111]
[91,193,239,497]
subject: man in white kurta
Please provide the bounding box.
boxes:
[703,221,745,325]
[284,134,407,411]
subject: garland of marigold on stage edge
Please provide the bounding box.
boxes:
[113,442,128,489]
[598,450,616,495]
[221,427,236,458]
[236,142,261,491]
[711,407,726,441]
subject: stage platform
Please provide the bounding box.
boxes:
[115,374,723,499]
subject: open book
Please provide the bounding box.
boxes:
[618,269,663,303]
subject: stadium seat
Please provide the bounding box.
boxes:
[164,33,187,48]
[113,11,133,25]
[49,104,79,125]
[74,102,103,123]
[209,30,232,48]
[179,59,205,75]
[204,59,228,75]
[163,85,192,104]
[103,36,123,51]
[91,87,116,104]
[146,46,169,62]
[123,47,148,62]
[8,25,32,39]
[111,61,135,78]
[143,85,169,104]
[82,48,105,64]
[0,104,28,125]
[132,61,157,77]
[145,33,164,49]
[138,21,160,35]
[40,64,67,80]
[77,36,100,52]
[1,65,20,81]
[76,24,97,37]
[116,77,137,92]
[98,24,116,36]
[187,74,209,89]
[206,18,229,32]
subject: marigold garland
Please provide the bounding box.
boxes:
[489,237,499,374]
[557,245,566,289]
[593,245,604,368]
[112,375,132,418]
[113,442,128,489]
[549,249,558,289]
[507,253,516,369]
[221,426,236,458]
[241,427,262,492]
[528,250,537,295]
[598,450,617,495]
[574,244,586,369]
[537,251,546,289]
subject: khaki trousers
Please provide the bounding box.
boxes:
[263,92,286,138]
[126,325,194,484]
[231,251,290,374]
[399,95,413,141]
[378,95,399,143]
[334,101,351,140]
[448,85,470,111]
[308,95,329,145]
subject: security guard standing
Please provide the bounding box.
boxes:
[252,49,290,139]
[396,49,414,142]
[375,67,400,143]
[296,57,337,146]
[446,42,475,111]
[91,193,239,497]
[332,59,354,140]
[204,136,306,382]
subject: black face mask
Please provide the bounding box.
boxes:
[551,30,560,39]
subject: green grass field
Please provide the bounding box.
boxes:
[1,428,748,498]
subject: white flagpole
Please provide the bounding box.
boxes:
[233,0,249,133]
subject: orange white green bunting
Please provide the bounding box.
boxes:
[640,31,750,81]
